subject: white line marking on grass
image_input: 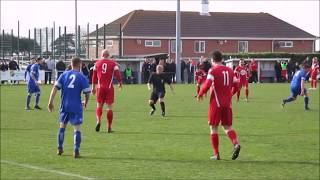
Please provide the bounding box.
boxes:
[1,160,95,180]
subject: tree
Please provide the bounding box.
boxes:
[1,33,40,55]
[51,33,75,56]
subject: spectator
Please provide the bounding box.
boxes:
[181,59,186,83]
[166,59,176,83]
[249,59,258,83]
[294,62,300,73]
[56,59,66,79]
[274,60,282,83]
[201,56,212,74]
[87,58,95,84]
[124,66,133,84]
[0,60,9,84]
[286,60,295,83]
[39,59,46,70]
[150,59,157,73]
[142,59,151,83]
[8,58,20,84]
[45,56,55,84]
[82,63,89,80]
[186,59,192,84]
[280,61,287,82]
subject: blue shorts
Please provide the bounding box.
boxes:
[27,84,40,94]
[291,87,307,98]
[59,112,83,125]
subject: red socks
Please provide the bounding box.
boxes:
[227,130,239,145]
[210,133,219,156]
[107,110,113,129]
[96,107,102,123]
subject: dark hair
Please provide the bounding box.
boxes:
[71,57,81,67]
[301,60,311,69]
[211,51,222,62]
[36,57,42,61]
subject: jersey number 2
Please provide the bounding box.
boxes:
[222,71,229,86]
[67,74,76,88]
[102,63,107,74]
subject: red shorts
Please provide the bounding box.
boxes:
[197,78,206,85]
[311,72,318,80]
[96,87,114,105]
[239,80,248,88]
[208,106,232,126]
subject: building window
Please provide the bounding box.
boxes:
[171,40,182,53]
[106,40,113,47]
[194,41,205,53]
[279,41,293,48]
[145,40,161,47]
[238,41,248,53]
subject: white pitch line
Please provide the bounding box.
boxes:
[1,160,95,180]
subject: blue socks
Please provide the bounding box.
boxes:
[58,129,81,153]
[304,96,309,109]
[284,96,295,104]
[35,93,40,106]
[57,128,65,150]
[26,95,31,108]
[74,131,81,152]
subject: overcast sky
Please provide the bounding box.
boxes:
[1,0,319,49]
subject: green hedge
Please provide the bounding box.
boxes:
[222,52,320,63]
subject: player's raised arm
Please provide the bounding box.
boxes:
[114,65,123,90]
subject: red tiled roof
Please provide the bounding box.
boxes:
[90,10,316,39]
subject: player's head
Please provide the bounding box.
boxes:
[71,57,82,70]
[312,57,318,64]
[211,51,222,63]
[35,57,43,64]
[301,60,311,70]
[239,59,245,66]
[156,65,164,73]
[101,49,110,59]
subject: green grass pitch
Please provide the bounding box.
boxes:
[1,83,319,180]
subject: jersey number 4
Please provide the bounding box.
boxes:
[222,71,229,86]
[67,74,76,88]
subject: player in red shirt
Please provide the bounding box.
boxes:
[91,50,122,133]
[197,51,241,160]
[234,59,249,102]
[310,57,319,89]
[194,64,207,97]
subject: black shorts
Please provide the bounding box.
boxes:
[150,91,165,103]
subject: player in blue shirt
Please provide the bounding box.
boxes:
[25,57,42,110]
[24,57,35,81]
[48,57,90,158]
[282,62,311,110]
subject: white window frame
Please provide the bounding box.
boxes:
[106,40,113,47]
[238,41,248,53]
[194,41,206,53]
[145,40,161,47]
[170,40,182,53]
[279,41,293,48]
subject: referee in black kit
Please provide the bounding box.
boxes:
[147,65,174,117]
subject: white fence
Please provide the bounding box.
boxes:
[0,70,45,81]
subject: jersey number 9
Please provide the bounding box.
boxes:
[102,63,107,74]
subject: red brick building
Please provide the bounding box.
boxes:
[88,10,317,59]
